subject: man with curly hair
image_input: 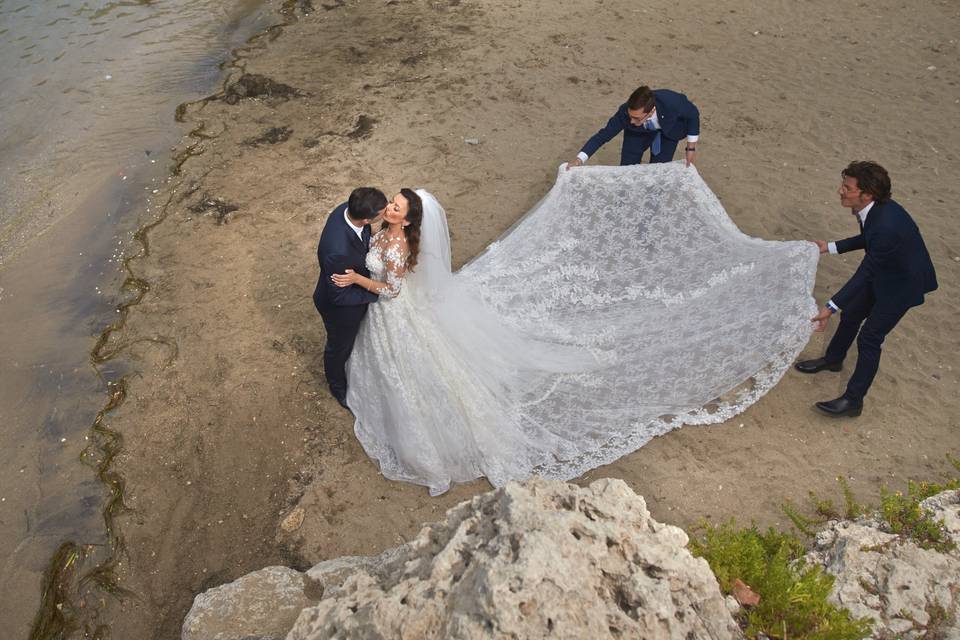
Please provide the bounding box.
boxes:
[796,161,938,417]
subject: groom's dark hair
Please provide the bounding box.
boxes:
[627,85,656,112]
[348,187,388,221]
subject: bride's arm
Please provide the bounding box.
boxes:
[331,270,389,295]
[331,237,408,298]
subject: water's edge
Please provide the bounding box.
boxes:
[26,4,309,637]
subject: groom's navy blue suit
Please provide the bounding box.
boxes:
[826,199,937,401]
[313,202,378,401]
[580,89,700,165]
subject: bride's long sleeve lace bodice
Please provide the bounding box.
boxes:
[366,230,409,299]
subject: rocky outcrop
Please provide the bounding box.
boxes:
[288,477,741,639]
[182,566,316,640]
[183,479,960,640]
[805,489,960,639]
[183,477,742,639]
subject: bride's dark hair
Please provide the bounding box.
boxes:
[384,188,422,271]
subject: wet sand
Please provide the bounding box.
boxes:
[0,2,277,637]
[94,0,959,636]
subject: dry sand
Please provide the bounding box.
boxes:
[96,0,959,635]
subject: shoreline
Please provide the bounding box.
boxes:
[19,6,296,639]
[72,0,960,636]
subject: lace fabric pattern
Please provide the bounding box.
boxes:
[346,163,819,495]
[365,230,408,298]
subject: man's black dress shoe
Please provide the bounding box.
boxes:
[330,388,350,410]
[794,358,843,374]
[814,396,863,418]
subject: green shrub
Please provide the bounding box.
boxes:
[782,501,822,538]
[689,521,872,640]
[879,477,960,553]
[838,477,864,520]
[783,458,959,551]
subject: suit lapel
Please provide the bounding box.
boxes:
[654,93,673,134]
[362,225,372,250]
[861,201,886,250]
[348,227,363,251]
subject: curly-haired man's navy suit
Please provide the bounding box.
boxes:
[823,199,937,403]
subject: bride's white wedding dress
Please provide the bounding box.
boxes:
[345,162,819,495]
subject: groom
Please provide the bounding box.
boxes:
[312,187,387,408]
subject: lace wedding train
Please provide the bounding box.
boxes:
[346,162,819,495]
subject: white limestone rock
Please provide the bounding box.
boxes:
[805,489,960,640]
[286,477,742,639]
[920,489,960,548]
[182,566,316,640]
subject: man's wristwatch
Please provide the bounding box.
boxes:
[685,146,696,152]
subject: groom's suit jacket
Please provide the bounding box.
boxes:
[312,202,378,325]
[831,199,937,313]
[580,89,700,160]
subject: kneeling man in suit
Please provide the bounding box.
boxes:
[797,161,938,417]
[568,85,700,168]
[312,187,387,409]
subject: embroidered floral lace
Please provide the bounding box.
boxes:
[365,230,408,298]
[345,163,819,495]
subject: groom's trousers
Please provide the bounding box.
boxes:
[320,305,368,400]
[824,288,909,402]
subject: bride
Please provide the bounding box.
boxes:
[332,164,819,496]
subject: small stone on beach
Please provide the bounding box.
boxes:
[732,578,761,607]
[280,506,305,532]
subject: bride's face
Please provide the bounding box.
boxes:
[383,193,410,226]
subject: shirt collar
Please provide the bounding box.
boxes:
[648,107,660,129]
[856,200,875,225]
[344,209,365,239]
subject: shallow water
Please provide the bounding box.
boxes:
[0,1,278,635]
[0,0,275,261]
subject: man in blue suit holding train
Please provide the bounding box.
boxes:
[568,85,701,168]
[796,161,937,418]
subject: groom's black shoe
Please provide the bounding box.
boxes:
[329,386,350,411]
[794,357,843,374]
[814,395,863,418]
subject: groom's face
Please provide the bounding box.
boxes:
[359,205,387,226]
[627,107,654,126]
